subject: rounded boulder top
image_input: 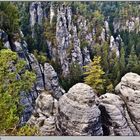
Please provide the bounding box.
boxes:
[57,83,103,136]
[66,83,97,105]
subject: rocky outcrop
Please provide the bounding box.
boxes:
[56,6,90,75]
[0,29,11,49]
[27,72,140,136]
[44,63,65,99]
[98,73,140,136]
[115,72,140,134]
[71,25,83,67]
[50,4,55,24]
[82,46,91,65]
[109,36,120,57]
[56,5,71,76]
[99,93,133,136]
[28,91,58,135]
[28,54,45,91]
[29,2,43,37]
[113,17,140,33]
[56,83,103,136]
[20,88,38,126]
[0,29,40,125]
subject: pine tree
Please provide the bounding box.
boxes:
[127,46,139,72]
[84,56,105,94]
[120,47,126,76]
[111,54,120,86]
[0,2,19,35]
[101,42,109,73]
[60,62,83,92]
[0,49,36,134]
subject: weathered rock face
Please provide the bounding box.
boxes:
[24,72,140,136]
[56,6,90,75]
[50,4,55,24]
[56,83,103,136]
[28,91,58,135]
[0,29,11,49]
[0,29,40,125]
[82,46,91,66]
[113,17,140,33]
[20,88,38,126]
[115,72,140,134]
[28,54,45,91]
[29,2,43,37]
[71,25,83,67]
[99,93,133,136]
[44,63,65,99]
[98,73,140,136]
[56,6,71,76]
[109,36,120,57]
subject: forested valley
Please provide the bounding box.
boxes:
[0,1,140,136]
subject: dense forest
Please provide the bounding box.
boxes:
[0,1,140,136]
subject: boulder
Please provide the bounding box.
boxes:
[115,72,140,134]
[99,93,133,136]
[27,91,58,135]
[28,54,45,91]
[44,63,65,99]
[56,83,103,136]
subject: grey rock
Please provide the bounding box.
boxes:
[109,36,119,57]
[19,88,38,125]
[82,46,91,65]
[71,25,83,67]
[35,92,58,117]
[115,72,140,134]
[56,83,103,136]
[40,116,56,136]
[28,91,58,135]
[56,6,71,76]
[50,4,55,24]
[100,28,106,42]
[113,17,140,33]
[44,63,65,99]
[104,20,110,33]
[99,93,133,136]
[28,54,45,91]
[29,2,43,37]
[0,29,11,49]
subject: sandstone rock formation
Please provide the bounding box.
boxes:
[27,73,140,136]
[56,5,71,76]
[56,83,103,136]
[109,36,120,57]
[44,63,65,99]
[113,17,140,33]
[28,54,45,91]
[99,93,133,136]
[99,72,140,136]
[115,72,140,135]
[29,2,43,37]
[0,29,64,125]
[28,91,58,135]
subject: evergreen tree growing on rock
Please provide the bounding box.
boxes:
[84,56,105,94]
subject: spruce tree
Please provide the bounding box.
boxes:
[127,46,139,72]
[84,56,105,94]
[120,47,126,76]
